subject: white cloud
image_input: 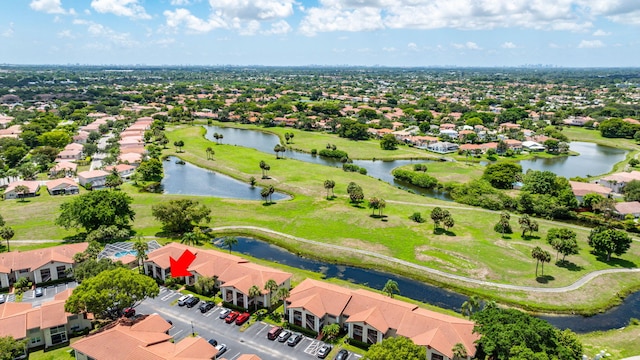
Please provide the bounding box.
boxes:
[209,0,295,20]
[548,42,562,48]
[382,47,396,52]
[163,9,226,33]
[73,19,138,47]
[57,29,75,38]
[501,42,516,48]
[171,0,192,5]
[262,20,292,35]
[300,6,384,36]
[152,38,176,47]
[2,23,14,38]
[298,0,609,35]
[592,29,611,36]
[452,41,481,50]
[578,39,605,48]
[407,42,418,51]
[90,0,151,19]
[30,0,66,14]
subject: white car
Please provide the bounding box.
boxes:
[177,294,193,306]
[0,294,5,304]
[214,344,227,358]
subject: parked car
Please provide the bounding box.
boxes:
[224,311,240,324]
[214,343,227,358]
[267,326,283,340]
[277,329,292,342]
[218,308,231,319]
[0,294,6,304]
[287,333,303,347]
[317,344,332,359]
[34,287,43,297]
[208,338,218,347]
[199,301,215,313]
[177,294,193,306]
[123,307,136,318]
[235,312,250,325]
[185,296,200,308]
[334,349,349,360]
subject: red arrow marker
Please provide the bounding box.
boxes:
[170,249,196,277]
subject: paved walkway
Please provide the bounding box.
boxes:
[210,225,640,293]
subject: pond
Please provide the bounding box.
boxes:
[205,125,452,200]
[213,236,640,333]
[519,141,627,178]
[162,156,289,201]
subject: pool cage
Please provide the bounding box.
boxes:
[97,240,162,261]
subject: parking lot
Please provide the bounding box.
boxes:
[10,281,78,306]
[137,287,362,360]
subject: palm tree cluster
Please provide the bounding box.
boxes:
[205,147,215,160]
[284,132,294,144]
[212,132,224,144]
[531,246,552,277]
[260,185,276,204]
[368,197,387,217]
[273,144,286,159]
[323,179,335,199]
[259,160,271,179]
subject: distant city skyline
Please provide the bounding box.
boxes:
[1,0,639,67]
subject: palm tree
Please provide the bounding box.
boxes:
[531,246,551,277]
[275,287,290,309]
[264,279,278,307]
[452,342,468,360]
[181,232,199,246]
[195,276,217,296]
[323,179,335,199]
[260,187,270,204]
[132,237,149,274]
[14,185,30,202]
[382,279,399,298]
[213,133,221,144]
[249,285,262,311]
[259,160,270,179]
[518,214,539,237]
[0,226,15,252]
[460,295,480,318]
[378,199,386,217]
[205,147,214,160]
[222,236,238,253]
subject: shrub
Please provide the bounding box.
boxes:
[319,149,348,159]
[392,169,438,189]
[310,149,318,156]
[409,212,425,223]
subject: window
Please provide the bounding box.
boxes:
[56,265,67,279]
[40,269,51,282]
[431,354,444,360]
[19,269,29,273]
[30,337,42,345]
[49,325,68,345]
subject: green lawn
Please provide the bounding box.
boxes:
[4,124,640,315]
[579,321,640,359]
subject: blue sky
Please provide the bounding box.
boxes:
[1,0,639,67]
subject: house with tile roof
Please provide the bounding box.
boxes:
[49,161,77,178]
[0,243,88,288]
[144,243,292,310]
[77,170,109,188]
[0,289,92,351]
[569,181,612,203]
[286,279,478,360]
[598,171,640,194]
[46,177,79,196]
[3,180,40,200]
[72,314,217,360]
[614,201,640,219]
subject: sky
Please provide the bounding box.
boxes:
[1,0,640,67]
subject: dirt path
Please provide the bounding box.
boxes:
[210,225,640,294]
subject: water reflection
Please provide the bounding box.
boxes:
[162,156,289,200]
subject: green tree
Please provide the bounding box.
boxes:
[132,238,149,274]
[205,147,214,160]
[249,285,262,311]
[379,133,399,150]
[275,286,290,306]
[151,199,211,234]
[472,307,582,360]
[264,278,279,306]
[518,214,539,237]
[0,226,14,252]
[430,207,452,231]
[194,276,217,296]
[338,119,370,140]
[173,140,184,152]
[181,232,199,246]
[70,258,126,283]
[581,192,604,210]
[588,227,633,261]
[38,130,71,149]
[322,323,341,341]
[323,179,335,199]
[494,211,512,237]
[623,179,640,201]
[347,182,364,204]
[452,342,468,360]
[222,236,238,253]
[382,279,399,298]
[136,158,164,181]
[259,160,270,178]
[56,191,135,233]
[105,173,123,189]
[531,246,551,277]
[461,295,481,318]
[274,143,286,159]
[363,336,426,360]
[85,225,130,244]
[483,162,522,189]
[13,185,31,201]
[0,336,28,360]
[65,267,159,319]
[546,228,579,262]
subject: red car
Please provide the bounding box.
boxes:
[224,311,240,324]
[235,312,250,325]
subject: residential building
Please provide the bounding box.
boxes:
[144,243,292,310]
[0,243,88,288]
[614,201,640,219]
[0,289,92,351]
[569,181,612,203]
[46,178,79,196]
[103,164,136,180]
[598,171,640,194]
[49,161,77,178]
[427,142,459,154]
[77,170,109,188]
[286,279,478,360]
[3,181,40,200]
[72,314,217,360]
[522,141,545,152]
